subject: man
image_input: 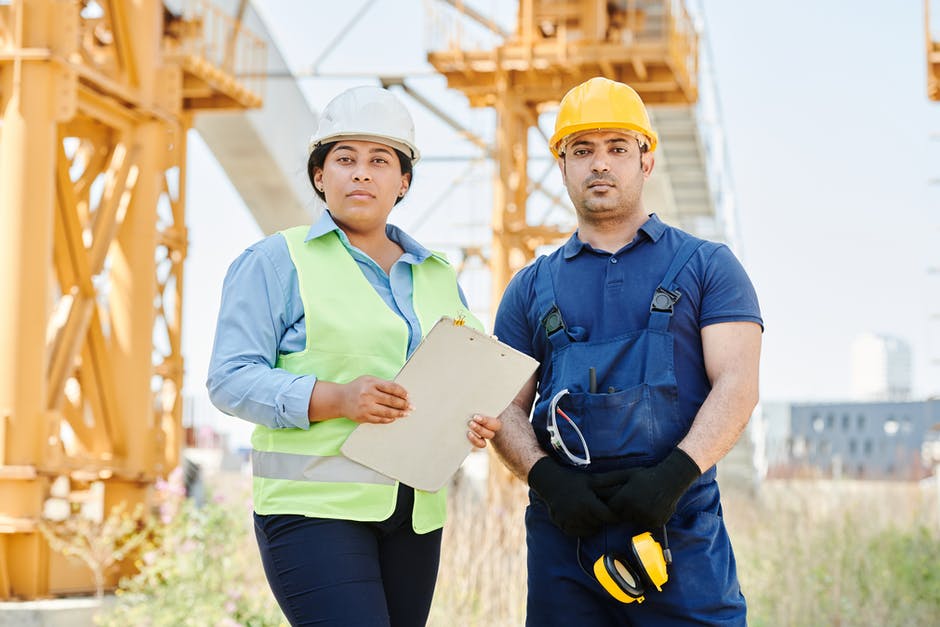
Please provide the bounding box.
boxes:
[491,76,763,625]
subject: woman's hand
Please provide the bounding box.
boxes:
[338,375,412,424]
[466,414,502,449]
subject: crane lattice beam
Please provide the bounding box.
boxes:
[0,0,263,599]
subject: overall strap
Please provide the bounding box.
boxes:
[648,238,705,332]
[533,256,571,350]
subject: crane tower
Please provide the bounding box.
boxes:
[0,0,263,599]
[427,0,699,307]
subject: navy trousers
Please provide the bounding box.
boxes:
[253,485,442,627]
[525,485,746,626]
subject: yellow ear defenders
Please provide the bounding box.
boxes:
[582,528,671,604]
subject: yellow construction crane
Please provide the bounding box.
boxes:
[428,0,699,308]
[0,0,701,600]
[929,0,940,100]
[0,0,263,599]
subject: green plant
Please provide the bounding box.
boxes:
[39,501,154,599]
[855,524,940,625]
[96,477,285,627]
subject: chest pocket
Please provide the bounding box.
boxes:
[530,239,703,469]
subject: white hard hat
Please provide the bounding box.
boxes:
[308,86,421,165]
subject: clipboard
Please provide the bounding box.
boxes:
[340,316,538,492]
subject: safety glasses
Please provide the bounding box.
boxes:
[547,388,591,466]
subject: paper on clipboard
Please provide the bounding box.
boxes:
[340,316,538,492]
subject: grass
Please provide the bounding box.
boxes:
[431,472,940,626]
[96,468,940,626]
[722,478,940,627]
[429,473,528,626]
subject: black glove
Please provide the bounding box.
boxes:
[595,448,701,528]
[527,457,617,537]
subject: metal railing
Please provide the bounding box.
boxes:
[426,0,697,98]
[687,1,740,251]
[175,0,266,98]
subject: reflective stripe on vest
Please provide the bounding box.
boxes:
[252,449,396,485]
[251,225,482,533]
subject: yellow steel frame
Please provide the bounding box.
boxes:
[928,0,940,100]
[0,0,262,599]
[429,0,699,311]
[0,0,705,600]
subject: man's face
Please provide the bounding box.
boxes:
[558,130,654,223]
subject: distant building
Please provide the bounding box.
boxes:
[751,401,793,476]
[850,333,912,401]
[183,391,263,452]
[755,399,940,480]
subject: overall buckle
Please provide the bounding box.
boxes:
[541,305,566,336]
[650,287,681,314]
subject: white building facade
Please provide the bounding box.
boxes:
[851,333,912,402]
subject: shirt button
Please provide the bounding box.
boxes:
[610,257,618,264]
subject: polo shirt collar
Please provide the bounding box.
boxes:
[562,213,666,259]
[561,233,589,259]
[642,213,667,242]
[304,210,440,264]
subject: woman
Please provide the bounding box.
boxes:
[207,85,501,626]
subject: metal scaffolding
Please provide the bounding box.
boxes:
[427,0,699,311]
[0,0,710,599]
[0,0,263,599]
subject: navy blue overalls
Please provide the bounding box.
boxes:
[525,239,747,626]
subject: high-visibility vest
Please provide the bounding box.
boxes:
[250,226,482,533]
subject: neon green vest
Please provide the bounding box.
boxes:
[251,226,482,533]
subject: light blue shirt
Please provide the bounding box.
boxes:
[206,211,465,430]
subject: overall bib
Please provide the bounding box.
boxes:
[525,239,746,626]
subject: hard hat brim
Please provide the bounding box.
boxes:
[550,123,658,157]
[308,133,420,165]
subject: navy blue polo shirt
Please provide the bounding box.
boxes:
[494,214,763,425]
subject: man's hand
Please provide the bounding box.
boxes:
[527,457,617,537]
[593,449,702,528]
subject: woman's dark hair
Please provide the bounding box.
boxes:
[307,141,414,205]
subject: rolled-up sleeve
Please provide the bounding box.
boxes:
[206,237,315,430]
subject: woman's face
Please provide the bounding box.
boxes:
[313,140,410,235]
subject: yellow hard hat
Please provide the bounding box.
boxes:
[549,77,658,157]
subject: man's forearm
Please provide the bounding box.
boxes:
[492,401,546,482]
[680,320,762,471]
[678,373,758,472]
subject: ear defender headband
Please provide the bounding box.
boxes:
[588,530,670,604]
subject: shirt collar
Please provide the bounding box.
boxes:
[304,211,445,265]
[641,213,667,242]
[562,213,666,259]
